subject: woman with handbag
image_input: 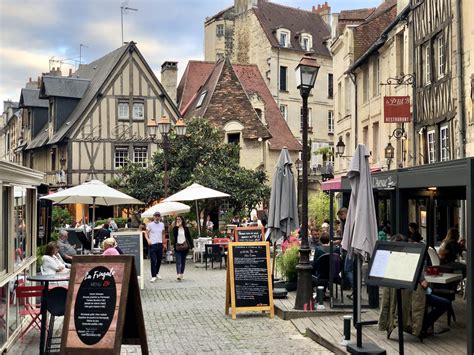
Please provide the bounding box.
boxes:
[172,216,193,281]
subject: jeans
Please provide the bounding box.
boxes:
[175,250,187,274]
[344,256,353,289]
[149,243,163,277]
[423,294,451,331]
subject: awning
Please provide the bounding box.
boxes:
[322,175,342,191]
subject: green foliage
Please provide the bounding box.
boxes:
[94,217,129,228]
[36,245,46,271]
[276,246,299,282]
[308,191,333,228]
[109,117,270,215]
[52,207,72,229]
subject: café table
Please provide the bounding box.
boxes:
[424,272,463,285]
[27,273,70,355]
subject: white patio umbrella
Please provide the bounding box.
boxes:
[41,180,143,248]
[163,183,230,236]
[141,201,191,218]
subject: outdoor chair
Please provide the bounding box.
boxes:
[204,244,225,270]
[45,287,68,354]
[312,253,343,301]
[193,238,210,263]
[16,285,44,338]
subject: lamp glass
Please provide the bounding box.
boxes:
[158,116,171,135]
[175,119,187,136]
[295,57,320,90]
[384,142,395,159]
[336,138,345,156]
[147,119,158,138]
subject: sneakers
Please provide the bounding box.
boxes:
[157,274,162,280]
[177,274,182,281]
[150,277,157,283]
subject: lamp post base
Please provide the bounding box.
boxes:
[347,342,386,354]
[294,246,313,310]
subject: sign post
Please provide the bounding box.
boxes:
[225,242,274,320]
[60,255,148,354]
[112,232,144,290]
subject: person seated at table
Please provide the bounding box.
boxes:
[281,232,299,253]
[419,278,451,336]
[42,242,70,275]
[231,215,241,226]
[313,232,340,262]
[408,222,423,243]
[439,227,466,277]
[309,227,321,251]
[102,238,120,256]
[95,223,111,248]
[57,230,77,263]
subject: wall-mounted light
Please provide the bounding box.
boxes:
[427,186,437,191]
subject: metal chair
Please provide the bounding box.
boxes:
[312,253,343,300]
[45,287,68,353]
[16,285,44,338]
[204,244,224,270]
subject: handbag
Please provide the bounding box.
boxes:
[176,240,189,252]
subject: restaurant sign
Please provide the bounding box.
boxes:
[372,174,397,190]
[384,96,411,123]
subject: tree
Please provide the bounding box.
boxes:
[308,191,333,228]
[109,117,270,217]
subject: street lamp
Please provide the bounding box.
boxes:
[295,55,319,310]
[335,137,346,157]
[295,158,302,220]
[384,142,395,170]
[147,116,186,198]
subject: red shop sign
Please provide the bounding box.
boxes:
[384,96,411,123]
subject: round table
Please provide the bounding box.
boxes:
[27,274,70,355]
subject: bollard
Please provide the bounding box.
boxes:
[316,286,325,310]
[340,315,352,345]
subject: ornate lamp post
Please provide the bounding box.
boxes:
[384,142,395,170]
[147,116,187,197]
[295,158,302,220]
[295,55,320,310]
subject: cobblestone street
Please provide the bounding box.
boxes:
[10,259,331,354]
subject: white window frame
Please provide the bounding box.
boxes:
[424,42,431,85]
[132,102,144,120]
[328,110,334,134]
[114,146,129,168]
[118,102,129,120]
[279,104,288,122]
[427,130,436,163]
[300,107,313,130]
[277,29,290,47]
[440,125,449,161]
[216,24,224,37]
[133,146,148,167]
[300,34,312,51]
[196,91,207,108]
[437,34,445,79]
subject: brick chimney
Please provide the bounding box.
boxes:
[161,61,178,104]
[312,2,331,27]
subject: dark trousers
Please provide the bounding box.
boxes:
[175,250,187,274]
[423,294,451,330]
[149,243,163,277]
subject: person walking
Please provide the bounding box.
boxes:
[145,211,165,282]
[171,216,193,281]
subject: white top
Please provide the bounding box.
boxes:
[42,255,67,275]
[147,221,165,244]
[177,228,186,244]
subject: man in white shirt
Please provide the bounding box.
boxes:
[145,211,165,282]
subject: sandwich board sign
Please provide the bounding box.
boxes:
[225,242,274,320]
[60,255,148,354]
[234,226,264,242]
[112,231,144,290]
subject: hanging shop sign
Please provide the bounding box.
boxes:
[384,96,411,123]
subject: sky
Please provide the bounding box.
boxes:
[0,0,381,107]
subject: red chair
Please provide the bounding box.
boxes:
[16,285,44,338]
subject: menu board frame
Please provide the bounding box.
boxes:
[234,226,264,242]
[60,255,148,354]
[225,242,274,320]
[111,231,144,290]
[367,241,427,290]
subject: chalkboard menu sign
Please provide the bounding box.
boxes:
[112,232,144,290]
[61,256,148,354]
[225,242,274,320]
[234,226,264,242]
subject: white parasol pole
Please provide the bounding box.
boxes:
[195,200,201,237]
[91,196,96,250]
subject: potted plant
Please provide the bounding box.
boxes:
[277,246,299,291]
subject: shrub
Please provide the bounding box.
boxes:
[276,246,299,283]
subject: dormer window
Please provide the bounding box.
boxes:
[300,33,312,51]
[196,90,207,108]
[276,29,291,48]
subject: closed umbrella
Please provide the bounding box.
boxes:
[163,183,230,236]
[341,144,378,351]
[41,180,143,248]
[268,147,299,242]
[141,201,190,218]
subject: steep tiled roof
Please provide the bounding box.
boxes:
[19,89,48,108]
[39,76,90,99]
[178,59,301,151]
[253,1,331,56]
[353,0,397,60]
[336,8,375,36]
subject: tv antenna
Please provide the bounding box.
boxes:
[121,1,138,45]
[79,44,88,68]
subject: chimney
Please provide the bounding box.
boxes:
[68,68,73,77]
[161,61,178,104]
[312,2,331,27]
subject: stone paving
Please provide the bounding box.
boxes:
[9,258,332,354]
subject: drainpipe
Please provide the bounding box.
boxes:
[349,71,358,149]
[455,0,465,159]
[276,47,280,106]
[409,0,418,166]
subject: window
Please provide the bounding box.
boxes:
[132,102,144,120]
[50,148,56,171]
[328,110,334,134]
[427,130,435,163]
[344,77,351,114]
[227,133,240,145]
[133,146,148,167]
[114,146,129,168]
[440,125,449,161]
[118,102,129,120]
[423,42,431,85]
[279,105,288,121]
[363,67,369,103]
[279,66,287,91]
[396,32,405,76]
[216,24,224,37]
[2,187,9,272]
[300,107,313,130]
[13,186,27,267]
[373,57,380,96]
[328,74,333,99]
[196,91,207,108]
[437,34,446,79]
[301,35,311,51]
[279,32,288,47]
